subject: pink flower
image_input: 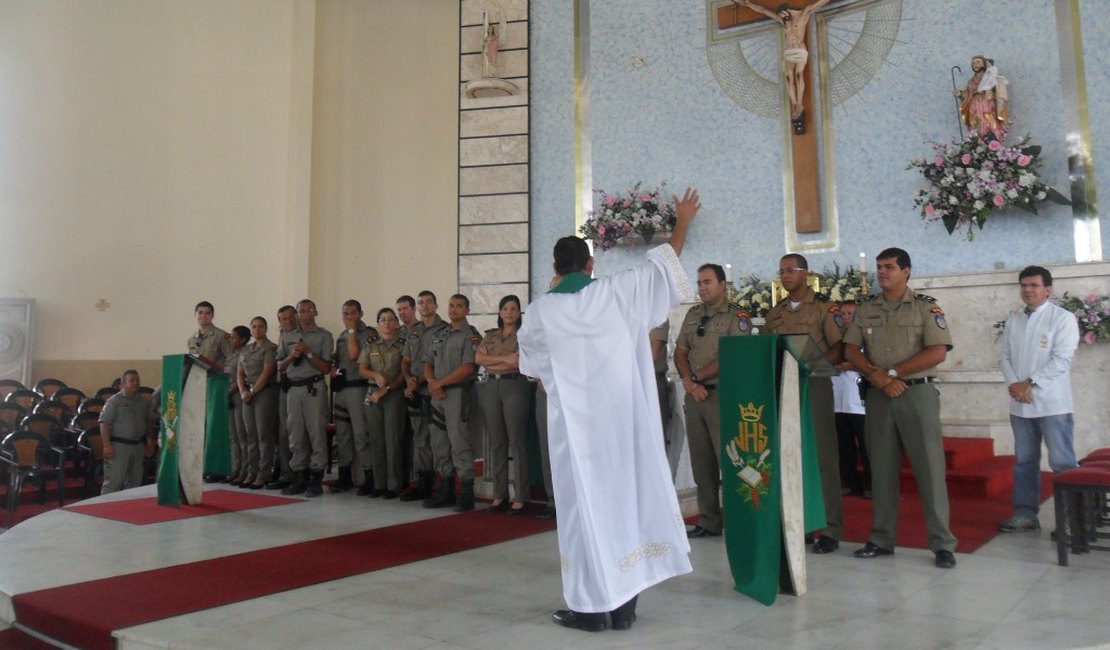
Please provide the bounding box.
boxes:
[989,140,1002,151]
[1087,293,1099,305]
[623,199,631,208]
[640,193,650,202]
[1018,155,1032,167]
[935,156,944,167]
[925,204,935,215]
[961,153,972,165]
[605,195,616,207]
[1084,331,1096,345]
[993,195,1005,206]
[598,226,606,235]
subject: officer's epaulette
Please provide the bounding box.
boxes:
[814,292,830,302]
[468,325,482,339]
[485,327,499,334]
[914,293,937,303]
[859,294,877,303]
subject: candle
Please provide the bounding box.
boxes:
[725,263,732,284]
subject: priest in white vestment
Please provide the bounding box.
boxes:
[518,188,700,632]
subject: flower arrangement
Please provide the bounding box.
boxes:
[580,182,677,251]
[1060,292,1110,345]
[818,263,868,303]
[727,275,774,318]
[907,130,1070,240]
[993,291,1110,345]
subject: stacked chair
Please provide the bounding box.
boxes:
[1053,448,1110,566]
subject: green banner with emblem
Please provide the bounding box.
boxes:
[203,372,231,476]
[719,334,826,606]
[157,354,185,506]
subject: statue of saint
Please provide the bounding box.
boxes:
[740,1,833,120]
[482,11,505,79]
[954,55,1009,140]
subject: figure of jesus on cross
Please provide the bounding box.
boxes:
[738,1,833,121]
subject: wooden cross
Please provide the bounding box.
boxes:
[718,0,840,234]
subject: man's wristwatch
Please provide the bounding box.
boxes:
[887,368,898,379]
[307,352,314,360]
[690,372,699,384]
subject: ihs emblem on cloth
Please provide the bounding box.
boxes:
[726,402,772,509]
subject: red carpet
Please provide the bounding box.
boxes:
[840,471,1054,553]
[12,509,557,650]
[64,489,302,524]
[0,627,55,650]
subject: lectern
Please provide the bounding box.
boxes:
[157,354,232,506]
[718,334,829,605]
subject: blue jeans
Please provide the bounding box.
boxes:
[1011,413,1077,517]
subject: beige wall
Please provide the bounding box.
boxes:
[0,0,458,391]
[310,0,459,325]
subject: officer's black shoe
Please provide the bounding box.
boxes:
[536,506,557,520]
[380,489,398,499]
[686,525,721,538]
[203,474,226,484]
[934,550,957,569]
[305,469,325,498]
[356,470,375,496]
[265,478,290,491]
[422,475,456,508]
[400,471,434,502]
[281,472,307,496]
[552,610,606,632]
[454,479,475,512]
[329,466,353,493]
[609,595,638,631]
[853,541,894,559]
[813,536,840,554]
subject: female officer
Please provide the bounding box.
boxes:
[237,316,278,489]
[225,325,250,485]
[477,295,534,514]
[359,307,407,498]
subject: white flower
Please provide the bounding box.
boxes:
[949,195,959,205]
[1006,189,1018,199]
[979,170,994,181]
[973,200,985,210]
[1037,191,1046,200]
[1019,173,1035,187]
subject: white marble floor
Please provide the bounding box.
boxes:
[1,485,1109,650]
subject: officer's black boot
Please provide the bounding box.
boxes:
[356,469,375,496]
[330,466,353,493]
[305,469,325,497]
[454,479,475,512]
[422,474,456,508]
[281,471,307,495]
[400,470,434,502]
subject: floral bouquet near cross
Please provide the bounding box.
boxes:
[907,130,1070,240]
[728,275,774,318]
[580,182,677,251]
[1060,292,1110,345]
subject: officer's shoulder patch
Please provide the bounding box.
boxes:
[915,293,937,303]
[485,327,498,335]
[684,304,702,318]
[736,311,752,332]
[827,304,841,314]
[930,306,944,315]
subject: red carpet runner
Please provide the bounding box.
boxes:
[13,510,556,650]
[65,488,302,525]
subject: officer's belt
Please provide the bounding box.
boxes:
[341,379,370,389]
[490,372,523,380]
[110,436,145,445]
[288,375,326,396]
[903,377,936,386]
[700,383,718,390]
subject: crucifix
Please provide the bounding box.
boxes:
[719,0,838,233]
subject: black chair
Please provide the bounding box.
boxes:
[0,379,25,400]
[70,411,101,433]
[5,389,41,412]
[94,386,120,401]
[0,430,66,525]
[33,399,70,424]
[78,397,106,414]
[20,413,75,464]
[53,387,86,414]
[32,378,67,400]
[77,427,104,498]
[0,402,25,436]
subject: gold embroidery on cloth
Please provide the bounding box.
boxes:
[619,542,672,572]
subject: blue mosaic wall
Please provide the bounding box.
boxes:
[531,0,1106,293]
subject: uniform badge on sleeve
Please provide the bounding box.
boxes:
[829,304,844,328]
[736,311,752,332]
[931,306,947,329]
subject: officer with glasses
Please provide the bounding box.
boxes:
[674,263,748,538]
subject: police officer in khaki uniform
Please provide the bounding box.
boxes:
[359,307,407,498]
[764,254,845,554]
[277,299,334,498]
[423,294,480,511]
[843,247,958,569]
[334,299,376,493]
[188,301,233,367]
[400,291,449,501]
[237,316,278,489]
[675,263,748,538]
[224,325,250,486]
[265,305,299,490]
[99,370,156,494]
[650,320,673,440]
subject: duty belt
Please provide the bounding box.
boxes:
[903,377,937,386]
[288,375,326,396]
[490,372,523,380]
[110,436,145,445]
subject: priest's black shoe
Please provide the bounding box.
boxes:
[813,536,839,554]
[609,595,638,631]
[687,525,721,539]
[536,506,556,520]
[853,541,894,558]
[551,610,606,632]
[934,550,957,569]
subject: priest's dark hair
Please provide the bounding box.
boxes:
[553,236,590,275]
[876,247,911,270]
